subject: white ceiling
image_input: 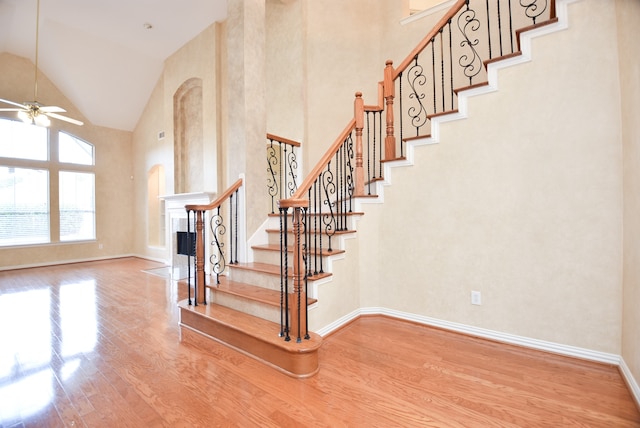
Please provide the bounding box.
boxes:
[0,0,228,131]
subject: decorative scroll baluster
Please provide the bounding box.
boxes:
[266,135,300,214]
[458,2,482,86]
[185,179,243,306]
[407,56,429,137]
[267,141,279,214]
[210,206,226,285]
[520,0,548,25]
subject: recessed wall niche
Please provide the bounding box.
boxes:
[173,78,204,194]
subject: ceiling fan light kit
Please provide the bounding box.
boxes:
[0,0,83,127]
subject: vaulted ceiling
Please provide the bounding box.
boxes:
[0,0,228,131]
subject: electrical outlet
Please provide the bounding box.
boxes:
[98,243,103,250]
[471,290,482,305]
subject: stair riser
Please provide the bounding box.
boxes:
[252,248,287,265]
[267,231,347,251]
[229,268,281,291]
[210,291,281,324]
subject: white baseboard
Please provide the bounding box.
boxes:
[0,253,140,271]
[620,357,640,409]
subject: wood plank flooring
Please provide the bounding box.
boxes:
[0,257,638,427]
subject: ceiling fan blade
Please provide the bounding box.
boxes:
[46,112,84,126]
[0,108,25,112]
[0,98,27,109]
[39,106,66,113]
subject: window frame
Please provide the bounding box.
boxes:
[0,116,97,247]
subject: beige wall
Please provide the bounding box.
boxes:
[131,24,220,261]
[618,0,640,394]
[0,53,133,268]
[340,0,624,354]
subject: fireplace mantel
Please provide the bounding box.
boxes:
[161,192,216,271]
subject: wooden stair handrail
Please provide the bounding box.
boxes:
[285,118,356,203]
[267,133,302,148]
[392,0,467,80]
[185,178,243,212]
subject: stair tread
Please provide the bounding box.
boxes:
[179,300,322,352]
[231,262,332,281]
[265,228,357,235]
[268,211,364,217]
[207,275,317,306]
[252,243,345,257]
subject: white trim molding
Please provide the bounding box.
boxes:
[620,357,640,409]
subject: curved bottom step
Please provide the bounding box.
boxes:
[178,300,322,378]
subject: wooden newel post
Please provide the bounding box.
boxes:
[290,206,306,340]
[195,210,206,304]
[279,197,309,341]
[384,60,396,160]
[354,92,365,196]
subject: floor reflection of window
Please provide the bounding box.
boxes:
[0,280,97,422]
[0,289,51,377]
[60,280,97,356]
[0,370,54,422]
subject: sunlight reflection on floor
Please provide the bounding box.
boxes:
[0,280,97,421]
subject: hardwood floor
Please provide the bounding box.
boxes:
[0,257,638,427]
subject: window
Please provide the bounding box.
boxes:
[0,167,50,245]
[60,171,95,241]
[59,132,94,165]
[0,118,96,246]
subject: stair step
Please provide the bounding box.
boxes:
[207,275,317,307]
[179,300,322,378]
[252,243,345,258]
[231,262,332,282]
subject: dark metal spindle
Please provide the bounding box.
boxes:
[279,207,286,337]
[399,71,404,149]
[187,209,192,306]
[497,0,504,57]
[448,20,454,111]
[234,189,239,263]
[486,0,493,59]
[366,112,372,195]
[508,0,514,53]
[440,29,445,113]
[431,40,436,115]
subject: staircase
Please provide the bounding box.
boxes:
[178,0,573,377]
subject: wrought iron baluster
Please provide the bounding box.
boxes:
[321,162,336,253]
[508,0,514,53]
[372,111,377,180]
[187,209,192,306]
[520,0,548,25]
[431,39,436,115]
[407,56,428,136]
[379,111,385,163]
[440,28,445,113]
[366,111,372,195]
[209,205,227,285]
[279,206,287,338]
[234,189,239,263]
[458,1,482,85]
[497,0,504,57]
[346,134,354,215]
[286,145,298,197]
[486,0,492,59]
[448,20,454,111]
[399,71,404,148]
[266,140,278,214]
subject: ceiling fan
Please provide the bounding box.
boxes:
[0,0,83,127]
